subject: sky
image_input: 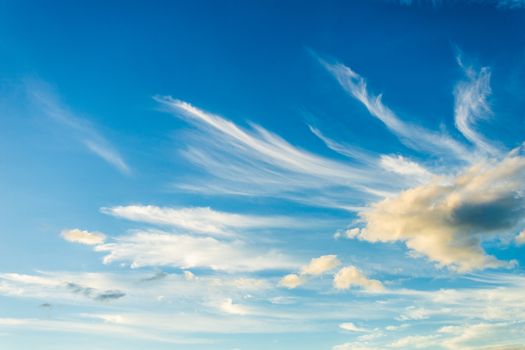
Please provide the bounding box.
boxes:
[1,0,525,349]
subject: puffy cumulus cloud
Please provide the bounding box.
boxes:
[279,274,304,289]
[333,266,384,292]
[351,155,525,272]
[61,229,106,245]
[279,255,340,289]
[94,230,297,272]
[300,255,341,276]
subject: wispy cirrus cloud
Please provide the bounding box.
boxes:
[26,80,130,174]
[101,205,317,237]
[0,272,125,303]
[149,52,525,273]
[94,230,298,272]
[454,57,500,156]
[155,96,429,210]
[319,58,473,162]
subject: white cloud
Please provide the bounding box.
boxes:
[183,271,196,281]
[155,96,410,210]
[454,60,499,156]
[94,230,297,272]
[379,155,432,182]
[217,298,250,315]
[390,335,438,348]
[332,342,380,350]
[320,59,473,162]
[101,205,306,237]
[300,255,341,276]
[339,322,368,332]
[279,274,304,289]
[333,266,384,292]
[61,229,106,245]
[0,317,203,344]
[351,155,525,271]
[279,255,340,289]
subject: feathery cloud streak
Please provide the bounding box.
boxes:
[26,80,130,174]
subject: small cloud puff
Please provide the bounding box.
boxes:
[333,266,384,292]
[61,229,106,245]
[339,322,368,332]
[300,255,341,276]
[279,274,304,289]
[279,255,341,289]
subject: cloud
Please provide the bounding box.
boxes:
[66,282,125,302]
[183,271,196,281]
[26,80,130,174]
[379,155,432,182]
[94,230,297,272]
[333,266,384,291]
[454,59,499,156]
[332,342,380,350]
[101,205,308,237]
[140,271,168,282]
[216,298,250,315]
[390,335,438,348]
[279,274,304,289]
[0,272,125,303]
[61,229,106,245]
[279,254,341,288]
[350,155,525,271]
[514,230,525,245]
[339,322,368,332]
[320,58,473,162]
[0,317,204,344]
[300,255,341,276]
[155,96,412,210]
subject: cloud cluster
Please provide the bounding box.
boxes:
[63,206,303,273]
[321,57,525,272]
[279,255,340,289]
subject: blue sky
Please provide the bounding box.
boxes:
[1,1,525,349]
